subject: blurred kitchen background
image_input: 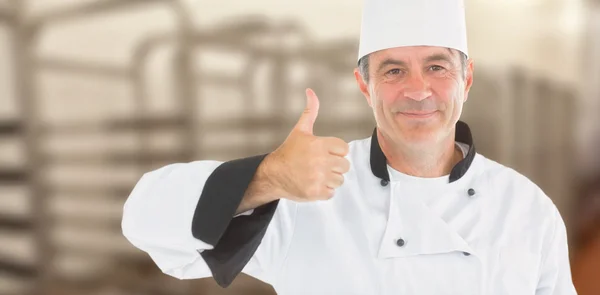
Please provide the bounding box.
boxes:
[0,0,598,294]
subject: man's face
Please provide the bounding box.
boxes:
[354,46,474,148]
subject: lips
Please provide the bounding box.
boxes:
[398,111,438,118]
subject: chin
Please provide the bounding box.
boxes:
[396,126,443,147]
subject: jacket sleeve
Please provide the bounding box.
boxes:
[121,155,298,287]
[535,206,578,295]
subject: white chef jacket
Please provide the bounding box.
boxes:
[121,121,577,295]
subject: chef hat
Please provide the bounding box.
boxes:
[357,0,469,63]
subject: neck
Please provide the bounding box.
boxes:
[377,128,463,178]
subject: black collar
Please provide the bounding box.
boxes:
[370,120,476,183]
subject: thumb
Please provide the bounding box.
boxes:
[295,88,320,134]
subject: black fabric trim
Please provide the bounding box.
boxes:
[201,200,279,288]
[449,121,476,182]
[369,120,476,183]
[191,153,268,245]
[191,153,279,287]
[370,127,390,182]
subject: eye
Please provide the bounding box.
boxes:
[386,68,401,75]
[429,65,445,71]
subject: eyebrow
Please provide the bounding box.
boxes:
[424,53,454,65]
[376,51,456,73]
[376,58,408,73]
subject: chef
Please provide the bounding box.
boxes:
[121,0,578,294]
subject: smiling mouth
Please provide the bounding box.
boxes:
[397,111,438,118]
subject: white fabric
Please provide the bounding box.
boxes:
[122,136,577,295]
[357,0,469,62]
[456,141,470,158]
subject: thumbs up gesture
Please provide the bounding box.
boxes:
[268,89,351,201]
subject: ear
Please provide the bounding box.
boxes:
[463,58,474,102]
[354,68,372,107]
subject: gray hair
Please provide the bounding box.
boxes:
[358,50,468,84]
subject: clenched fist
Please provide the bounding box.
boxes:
[267,88,351,201]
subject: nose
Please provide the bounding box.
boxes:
[403,73,432,101]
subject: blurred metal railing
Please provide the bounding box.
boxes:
[0,1,197,295]
[0,2,40,295]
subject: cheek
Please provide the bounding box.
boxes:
[430,80,454,100]
[374,84,402,107]
[432,79,464,105]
